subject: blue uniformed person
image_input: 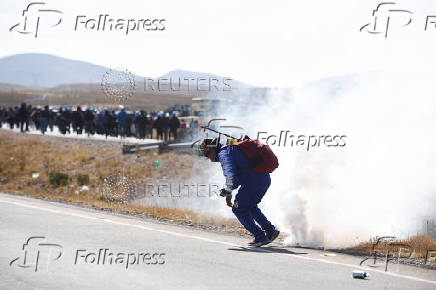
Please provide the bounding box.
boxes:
[200,138,280,247]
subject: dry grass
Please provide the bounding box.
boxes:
[0,131,245,234]
[341,235,436,260]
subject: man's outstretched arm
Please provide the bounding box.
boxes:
[218,147,240,193]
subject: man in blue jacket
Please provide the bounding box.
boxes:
[201,138,280,247]
[117,107,128,137]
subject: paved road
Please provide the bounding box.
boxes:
[0,193,435,290]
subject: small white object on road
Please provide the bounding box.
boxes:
[75,185,89,195]
[322,253,336,257]
[352,270,370,279]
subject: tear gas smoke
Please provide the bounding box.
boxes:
[135,70,436,248]
[214,70,436,248]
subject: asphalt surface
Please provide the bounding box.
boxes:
[0,193,435,290]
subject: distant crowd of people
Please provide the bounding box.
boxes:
[0,103,200,142]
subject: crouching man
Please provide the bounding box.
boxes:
[200,138,280,247]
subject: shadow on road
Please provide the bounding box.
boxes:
[228,246,308,255]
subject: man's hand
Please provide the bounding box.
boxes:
[226,194,232,207]
[219,188,232,207]
[220,188,230,197]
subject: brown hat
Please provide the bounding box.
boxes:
[199,138,218,157]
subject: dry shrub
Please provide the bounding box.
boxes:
[408,235,436,257]
[76,173,89,185]
[49,172,70,187]
[344,235,436,260]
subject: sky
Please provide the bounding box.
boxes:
[1,0,436,87]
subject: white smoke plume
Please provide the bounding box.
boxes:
[216,70,436,248]
[134,70,436,248]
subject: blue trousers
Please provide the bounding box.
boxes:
[39,118,48,134]
[232,177,275,239]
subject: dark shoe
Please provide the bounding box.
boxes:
[248,236,262,246]
[250,235,269,247]
[266,229,280,244]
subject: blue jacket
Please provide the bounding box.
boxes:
[217,145,270,192]
[117,111,128,124]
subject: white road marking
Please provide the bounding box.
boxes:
[0,194,435,285]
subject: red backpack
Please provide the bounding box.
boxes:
[231,136,279,173]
